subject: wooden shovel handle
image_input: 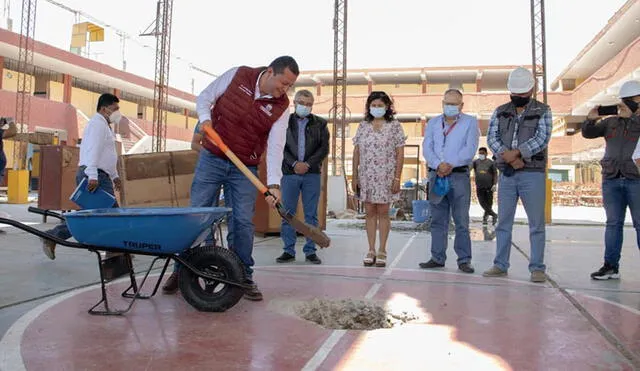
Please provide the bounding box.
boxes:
[202,125,269,195]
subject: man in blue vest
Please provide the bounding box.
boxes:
[482,67,552,283]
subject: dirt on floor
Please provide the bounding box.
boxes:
[296,298,421,330]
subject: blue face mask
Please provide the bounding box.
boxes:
[296,104,311,117]
[370,107,386,118]
[443,104,460,117]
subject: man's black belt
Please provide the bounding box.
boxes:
[79,165,109,176]
[429,166,469,173]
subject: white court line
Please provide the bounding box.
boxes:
[566,289,640,316]
[301,232,418,371]
[0,274,159,371]
[0,285,96,371]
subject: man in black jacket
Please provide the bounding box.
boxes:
[472,147,498,225]
[276,89,329,264]
[582,79,640,281]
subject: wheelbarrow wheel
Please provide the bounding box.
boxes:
[178,245,245,312]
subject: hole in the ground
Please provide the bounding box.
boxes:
[296,298,421,330]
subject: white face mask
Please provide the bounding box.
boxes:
[109,110,122,124]
[479,154,487,160]
[370,106,386,118]
[295,104,312,117]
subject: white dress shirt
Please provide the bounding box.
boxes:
[79,113,119,181]
[196,67,289,186]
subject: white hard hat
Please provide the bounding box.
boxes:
[619,80,640,98]
[507,67,535,94]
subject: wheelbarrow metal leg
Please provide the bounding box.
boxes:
[88,250,126,316]
[121,256,169,299]
[149,257,172,297]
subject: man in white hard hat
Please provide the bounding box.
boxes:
[482,67,552,283]
[583,79,640,281]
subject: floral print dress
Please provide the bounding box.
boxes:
[353,119,406,204]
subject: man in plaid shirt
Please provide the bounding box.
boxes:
[482,67,552,283]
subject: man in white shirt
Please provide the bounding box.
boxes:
[161,56,299,301]
[42,93,122,259]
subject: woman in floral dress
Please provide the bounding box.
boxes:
[352,91,406,267]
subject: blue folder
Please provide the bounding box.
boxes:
[69,177,116,209]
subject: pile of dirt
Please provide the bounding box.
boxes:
[296,298,420,330]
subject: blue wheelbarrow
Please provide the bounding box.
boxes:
[0,207,248,316]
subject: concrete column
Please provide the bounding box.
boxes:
[0,56,5,90]
[62,74,72,104]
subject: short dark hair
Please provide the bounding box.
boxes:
[444,88,463,99]
[269,56,299,76]
[479,147,487,152]
[97,93,119,112]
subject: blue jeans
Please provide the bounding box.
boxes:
[184,150,258,279]
[494,171,546,272]
[602,177,640,269]
[47,167,117,240]
[428,171,472,265]
[281,173,321,256]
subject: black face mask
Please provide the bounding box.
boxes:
[623,98,639,113]
[510,95,531,108]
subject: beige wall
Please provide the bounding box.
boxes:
[71,86,99,116]
[374,84,422,95]
[2,69,35,93]
[48,81,64,102]
[144,106,187,128]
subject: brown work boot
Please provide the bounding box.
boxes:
[243,280,263,301]
[162,272,179,294]
[482,265,507,277]
[41,238,56,260]
[530,270,547,283]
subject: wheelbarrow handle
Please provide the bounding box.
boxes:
[27,207,66,221]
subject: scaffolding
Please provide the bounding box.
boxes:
[530,0,548,104]
[12,0,37,170]
[330,0,348,176]
[141,0,174,153]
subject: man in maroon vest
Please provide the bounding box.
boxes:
[162,56,299,301]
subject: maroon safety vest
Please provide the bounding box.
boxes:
[201,66,290,166]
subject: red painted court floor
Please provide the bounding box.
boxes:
[3,265,639,371]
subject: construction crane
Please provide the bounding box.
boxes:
[141,0,174,153]
[330,0,348,177]
[12,0,37,171]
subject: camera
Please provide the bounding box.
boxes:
[597,105,618,116]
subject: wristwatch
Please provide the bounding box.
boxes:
[267,184,280,190]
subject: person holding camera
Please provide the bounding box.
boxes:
[582,79,640,281]
[0,117,17,185]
